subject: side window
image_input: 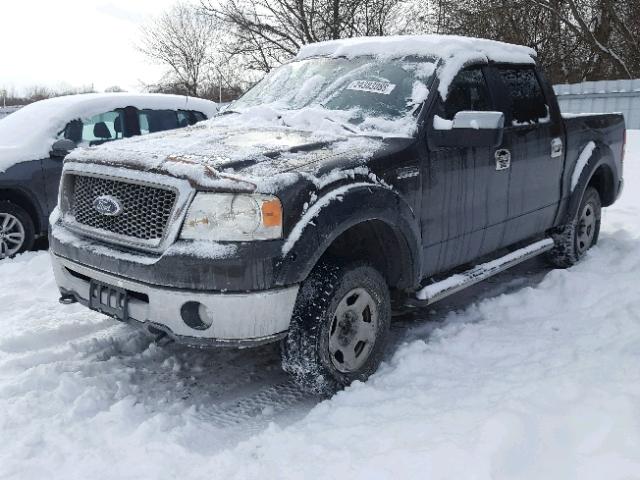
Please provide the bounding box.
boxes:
[138,109,179,134]
[497,67,548,125]
[441,67,492,120]
[177,110,192,127]
[176,110,207,127]
[191,111,207,123]
[62,110,124,146]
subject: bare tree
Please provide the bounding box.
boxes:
[530,0,639,79]
[0,84,96,106]
[139,3,222,96]
[422,0,640,83]
[203,0,414,72]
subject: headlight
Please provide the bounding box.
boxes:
[180,193,283,241]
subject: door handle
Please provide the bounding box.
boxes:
[551,137,564,158]
[495,149,511,170]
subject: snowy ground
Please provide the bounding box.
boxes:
[1,133,640,480]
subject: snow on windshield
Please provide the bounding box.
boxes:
[232,55,438,137]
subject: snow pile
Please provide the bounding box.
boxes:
[0,93,218,172]
[1,135,639,478]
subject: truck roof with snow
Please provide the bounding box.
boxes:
[48,35,625,393]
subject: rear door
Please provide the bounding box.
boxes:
[421,65,510,276]
[492,65,564,245]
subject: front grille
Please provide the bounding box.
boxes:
[70,175,177,242]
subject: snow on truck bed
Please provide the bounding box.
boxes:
[0,131,639,479]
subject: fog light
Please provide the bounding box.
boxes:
[180,301,213,330]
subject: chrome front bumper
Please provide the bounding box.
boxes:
[51,253,299,346]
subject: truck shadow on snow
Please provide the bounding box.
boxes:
[391,255,552,345]
[98,255,551,444]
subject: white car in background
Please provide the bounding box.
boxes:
[0,93,218,257]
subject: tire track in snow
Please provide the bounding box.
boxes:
[195,380,318,430]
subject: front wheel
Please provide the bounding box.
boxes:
[281,259,391,394]
[547,186,601,268]
[0,201,35,259]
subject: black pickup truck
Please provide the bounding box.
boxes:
[50,36,625,393]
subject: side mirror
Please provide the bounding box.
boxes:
[429,111,505,149]
[50,138,77,158]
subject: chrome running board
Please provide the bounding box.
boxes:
[412,238,554,306]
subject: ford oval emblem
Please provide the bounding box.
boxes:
[92,195,123,216]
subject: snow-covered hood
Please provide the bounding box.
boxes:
[67,107,392,193]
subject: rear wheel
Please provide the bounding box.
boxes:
[281,259,391,394]
[0,201,35,259]
[547,186,601,268]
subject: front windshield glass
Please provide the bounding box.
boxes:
[231,55,438,137]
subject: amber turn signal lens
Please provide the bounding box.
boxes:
[261,198,282,227]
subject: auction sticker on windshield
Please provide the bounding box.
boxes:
[346,80,396,95]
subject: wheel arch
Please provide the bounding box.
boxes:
[587,163,616,207]
[276,184,422,290]
[563,142,618,223]
[0,188,44,235]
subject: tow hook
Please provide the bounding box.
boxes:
[59,294,78,305]
[148,326,174,347]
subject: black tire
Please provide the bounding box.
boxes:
[0,201,35,259]
[281,259,391,394]
[547,186,601,268]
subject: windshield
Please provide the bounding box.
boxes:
[231,55,437,137]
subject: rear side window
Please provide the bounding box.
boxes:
[138,109,206,133]
[62,110,124,146]
[497,67,548,125]
[177,110,192,128]
[138,109,179,134]
[441,67,492,120]
[192,111,207,123]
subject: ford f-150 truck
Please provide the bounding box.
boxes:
[50,36,625,393]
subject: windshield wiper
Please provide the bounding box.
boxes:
[322,115,358,134]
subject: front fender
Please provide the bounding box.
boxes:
[275,183,422,288]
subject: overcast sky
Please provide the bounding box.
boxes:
[0,0,182,95]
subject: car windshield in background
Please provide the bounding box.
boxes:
[232,55,438,132]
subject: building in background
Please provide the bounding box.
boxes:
[554,79,640,129]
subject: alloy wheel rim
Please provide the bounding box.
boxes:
[576,202,596,254]
[0,213,25,258]
[329,287,378,373]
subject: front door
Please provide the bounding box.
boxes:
[421,65,510,277]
